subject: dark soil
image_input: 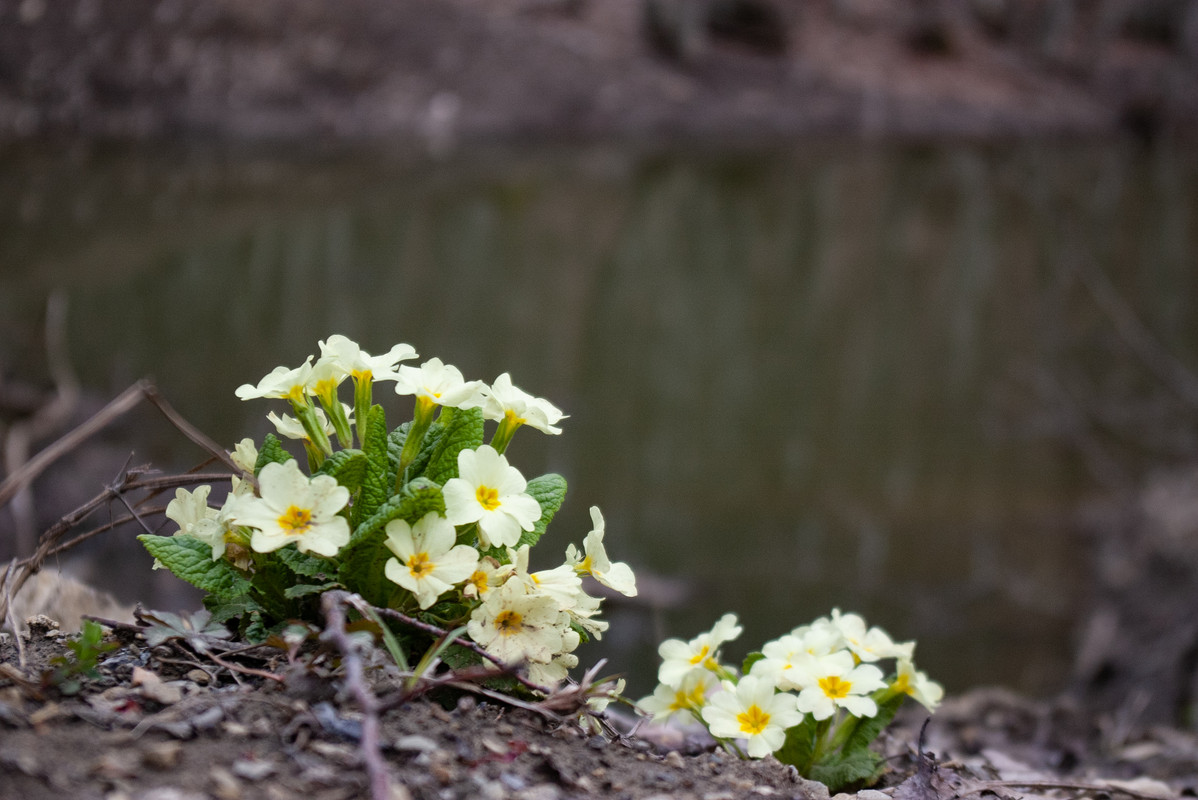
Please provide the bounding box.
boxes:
[1,0,1197,145]
[2,617,1196,800]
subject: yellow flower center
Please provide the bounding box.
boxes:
[314,379,338,402]
[504,409,526,426]
[468,570,489,595]
[407,552,433,578]
[577,555,594,575]
[892,674,911,695]
[476,485,501,511]
[494,610,524,635]
[737,704,771,736]
[278,505,313,534]
[819,675,852,699]
[689,644,711,665]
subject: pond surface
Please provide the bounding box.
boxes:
[3,140,1197,697]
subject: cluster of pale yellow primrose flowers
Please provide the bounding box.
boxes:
[638,610,943,758]
[161,335,637,686]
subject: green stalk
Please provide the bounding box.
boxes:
[353,376,373,448]
[394,397,437,491]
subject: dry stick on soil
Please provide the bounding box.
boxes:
[320,591,392,800]
[5,293,80,554]
[0,471,236,625]
[0,377,250,628]
[969,780,1178,800]
[340,594,557,698]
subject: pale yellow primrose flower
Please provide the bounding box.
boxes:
[462,556,505,600]
[443,445,542,549]
[228,460,350,556]
[317,335,417,384]
[892,658,944,711]
[234,358,314,403]
[266,404,353,442]
[228,438,259,498]
[527,620,581,686]
[638,668,719,725]
[657,613,743,688]
[565,506,637,597]
[230,438,259,475]
[393,357,485,412]
[481,372,566,435]
[502,545,583,609]
[467,579,567,666]
[750,633,820,692]
[701,675,803,758]
[383,512,479,610]
[828,609,914,663]
[164,485,233,562]
[793,650,887,721]
[788,621,843,659]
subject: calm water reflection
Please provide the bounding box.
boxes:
[3,141,1196,696]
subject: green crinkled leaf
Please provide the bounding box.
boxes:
[424,407,485,485]
[350,478,446,543]
[316,448,369,492]
[341,478,446,607]
[809,748,884,793]
[138,534,251,601]
[336,530,395,607]
[284,581,341,599]
[276,546,333,579]
[389,421,441,482]
[838,692,906,756]
[254,433,294,475]
[354,406,391,528]
[439,642,483,671]
[774,714,820,773]
[247,558,296,621]
[204,595,264,626]
[242,612,269,643]
[513,473,567,549]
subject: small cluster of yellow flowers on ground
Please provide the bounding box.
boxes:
[159,335,636,688]
[639,609,943,760]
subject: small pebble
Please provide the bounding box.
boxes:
[856,791,890,800]
[209,767,241,800]
[516,785,560,800]
[142,740,183,770]
[663,750,685,769]
[231,758,276,781]
[394,734,439,753]
[190,705,224,731]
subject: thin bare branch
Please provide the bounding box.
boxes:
[0,381,146,512]
[320,591,392,800]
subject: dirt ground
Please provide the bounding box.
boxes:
[1,614,1195,800]
[1,0,1197,145]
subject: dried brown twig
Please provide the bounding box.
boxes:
[320,591,392,800]
[0,377,251,630]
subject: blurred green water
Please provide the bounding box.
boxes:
[2,140,1196,697]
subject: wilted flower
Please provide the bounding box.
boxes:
[467,579,567,666]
